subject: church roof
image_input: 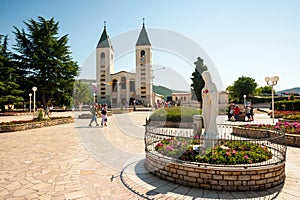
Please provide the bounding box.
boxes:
[97,23,113,50]
[136,23,151,46]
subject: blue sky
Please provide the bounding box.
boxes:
[1,0,299,91]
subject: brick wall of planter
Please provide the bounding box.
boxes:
[146,153,285,191]
[0,117,74,133]
[232,127,300,147]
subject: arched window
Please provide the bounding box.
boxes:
[141,50,145,57]
[112,79,118,92]
[130,79,135,92]
[101,52,105,59]
[121,77,126,89]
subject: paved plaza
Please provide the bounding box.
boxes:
[0,110,300,199]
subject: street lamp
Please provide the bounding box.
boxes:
[32,87,37,112]
[29,93,32,112]
[243,95,246,108]
[265,76,279,124]
[93,92,96,103]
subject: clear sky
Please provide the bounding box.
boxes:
[1,0,299,92]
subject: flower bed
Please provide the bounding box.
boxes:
[0,117,74,133]
[155,138,272,165]
[233,124,300,147]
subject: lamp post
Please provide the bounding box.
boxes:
[243,94,246,108]
[32,87,37,112]
[93,92,96,103]
[265,76,279,124]
[29,93,32,112]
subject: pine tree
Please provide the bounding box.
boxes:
[0,35,23,112]
[190,57,208,103]
[13,16,79,106]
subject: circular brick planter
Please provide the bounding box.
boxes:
[145,153,285,191]
[145,124,287,191]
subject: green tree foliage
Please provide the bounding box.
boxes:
[229,76,257,103]
[0,35,23,111]
[13,16,79,106]
[190,57,208,102]
[255,86,272,96]
[73,80,93,105]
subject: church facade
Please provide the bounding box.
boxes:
[96,22,153,107]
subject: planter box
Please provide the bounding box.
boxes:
[0,117,74,133]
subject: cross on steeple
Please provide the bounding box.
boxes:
[142,18,145,27]
[104,21,106,29]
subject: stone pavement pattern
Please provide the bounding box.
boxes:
[0,111,300,199]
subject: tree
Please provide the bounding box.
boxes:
[72,80,93,105]
[255,86,272,96]
[231,76,257,102]
[190,57,208,103]
[13,16,79,106]
[0,35,23,111]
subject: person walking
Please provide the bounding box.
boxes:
[101,103,108,127]
[89,103,100,127]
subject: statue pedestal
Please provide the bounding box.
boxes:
[193,115,202,137]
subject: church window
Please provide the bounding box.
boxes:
[141,50,145,57]
[101,52,105,59]
[121,77,126,89]
[112,80,118,92]
[141,73,146,76]
[130,79,135,92]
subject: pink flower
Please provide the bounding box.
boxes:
[232,150,237,154]
[226,151,231,157]
[166,145,173,151]
[244,155,249,159]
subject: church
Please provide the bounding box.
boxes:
[95,21,153,107]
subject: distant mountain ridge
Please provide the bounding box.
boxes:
[277,87,300,95]
[153,85,189,97]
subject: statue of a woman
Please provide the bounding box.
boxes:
[201,71,218,149]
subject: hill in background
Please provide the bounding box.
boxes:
[153,85,173,97]
[277,87,300,95]
[153,85,189,97]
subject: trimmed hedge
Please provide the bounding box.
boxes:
[275,100,300,111]
[149,106,201,122]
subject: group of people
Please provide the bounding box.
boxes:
[228,104,254,122]
[88,103,108,127]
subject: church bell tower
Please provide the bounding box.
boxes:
[135,19,153,106]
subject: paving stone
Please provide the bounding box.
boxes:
[64,190,86,199]
[0,112,299,199]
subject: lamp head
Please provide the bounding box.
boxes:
[32,87,37,92]
[265,77,270,82]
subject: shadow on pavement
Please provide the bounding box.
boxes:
[120,159,284,200]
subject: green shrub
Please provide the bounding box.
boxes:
[150,106,201,122]
[274,100,300,111]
